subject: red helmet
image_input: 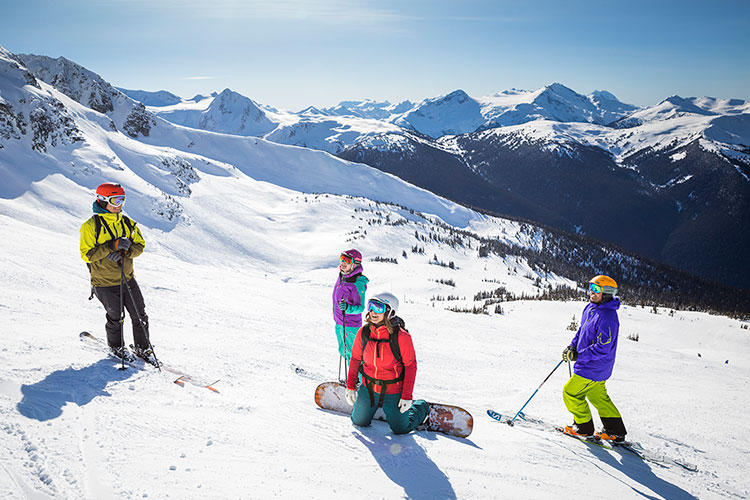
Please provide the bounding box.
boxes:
[96,183,126,207]
[96,182,125,198]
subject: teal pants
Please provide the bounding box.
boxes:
[351,385,430,435]
[335,324,359,362]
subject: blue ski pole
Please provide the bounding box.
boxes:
[507,359,564,426]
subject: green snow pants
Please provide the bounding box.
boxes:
[563,374,622,425]
[351,385,430,435]
[335,324,359,362]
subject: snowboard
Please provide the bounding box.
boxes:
[314,381,473,438]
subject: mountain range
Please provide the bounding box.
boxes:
[2,46,749,291]
[115,79,749,287]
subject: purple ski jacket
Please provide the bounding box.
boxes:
[332,265,369,328]
[569,298,621,381]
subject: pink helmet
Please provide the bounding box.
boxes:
[341,249,362,263]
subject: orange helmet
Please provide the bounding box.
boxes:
[96,182,125,198]
[589,275,618,296]
[95,183,126,207]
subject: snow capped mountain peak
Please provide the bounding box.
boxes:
[322,99,414,120]
[394,89,484,138]
[297,105,330,116]
[117,88,182,107]
[541,82,578,96]
[589,89,618,101]
[157,87,276,137]
[612,95,717,128]
[661,95,715,115]
[18,52,123,114]
[441,89,472,103]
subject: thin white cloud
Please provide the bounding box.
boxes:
[110,0,409,30]
[183,76,217,80]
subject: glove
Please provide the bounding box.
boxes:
[398,399,412,413]
[345,388,357,406]
[338,301,348,311]
[111,237,132,252]
[562,346,578,362]
[106,251,122,263]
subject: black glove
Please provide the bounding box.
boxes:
[562,346,578,362]
[338,301,348,311]
[106,251,122,263]
[111,237,132,252]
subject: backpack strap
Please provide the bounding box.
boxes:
[359,367,405,407]
[97,215,118,242]
[121,215,135,236]
[97,214,134,243]
[93,215,102,244]
[358,325,405,407]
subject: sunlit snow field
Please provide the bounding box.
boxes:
[1,171,749,500]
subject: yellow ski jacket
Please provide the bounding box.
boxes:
[80,212,145,287]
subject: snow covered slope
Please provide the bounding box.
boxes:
[1,153,749,500]
[1,43,750,500]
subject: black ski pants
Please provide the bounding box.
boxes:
[94,278,150,350]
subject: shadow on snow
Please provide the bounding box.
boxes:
[16,359,137,421]
[353,427,458,500]
[582,443,699,500]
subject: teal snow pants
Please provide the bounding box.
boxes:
[351,385,430,435]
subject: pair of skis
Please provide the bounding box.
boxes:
[79,331,220,393]
[487,409,698,472]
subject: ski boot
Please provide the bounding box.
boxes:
[109,346,134,362]
[562,422,599,442]
[131,345,158,367]
[596,431,627,444]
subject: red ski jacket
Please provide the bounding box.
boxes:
[346,323,417,400]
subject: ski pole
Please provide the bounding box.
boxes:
[507,359,564,426]
[121,251,161,372]
[118,257,127,371]
[568,360,572,377]
[340,308,349,382]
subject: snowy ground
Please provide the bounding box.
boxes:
[1,172,749,500]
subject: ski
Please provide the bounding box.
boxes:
[79,331,221,393]
[555,426,698,472]
[487,409,697,472]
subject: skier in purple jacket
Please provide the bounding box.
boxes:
[332,249,369,375]
[561,275,627,442]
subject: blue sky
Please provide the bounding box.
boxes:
[3,0,749,110]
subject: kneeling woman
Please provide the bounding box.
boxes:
[345,292,430,434]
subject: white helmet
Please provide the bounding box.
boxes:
[368,292,399,317]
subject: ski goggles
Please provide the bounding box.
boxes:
[367,299,387,314]
[589,282,617,295]
[97,194,126,207]
[340,253,354,264]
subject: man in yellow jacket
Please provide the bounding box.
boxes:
[80,182,150,360]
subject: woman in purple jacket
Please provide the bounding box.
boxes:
[332,249,369,370]
[561,275,627,442]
